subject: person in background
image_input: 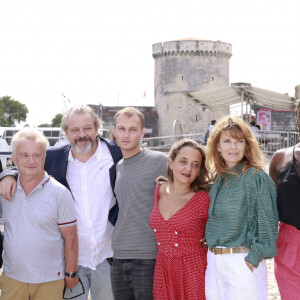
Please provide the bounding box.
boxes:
[0,105,122,300]
[204,120,216,145]
[269,100,300,299]
[149,139,210,300]
[111,107,168,300]
[204,116,278,300]
[250,121,259,132]
[0,129,78,299]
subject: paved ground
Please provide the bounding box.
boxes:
[267,259,281,299]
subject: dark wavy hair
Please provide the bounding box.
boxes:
[167,139,209,192]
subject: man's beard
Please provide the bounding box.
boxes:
[71,137,95,154]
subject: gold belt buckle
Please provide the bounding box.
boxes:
[210,248,230,255]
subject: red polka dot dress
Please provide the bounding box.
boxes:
[149,185,210,300]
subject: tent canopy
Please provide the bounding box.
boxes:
[187,83,295,111]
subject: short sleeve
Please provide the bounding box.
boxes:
[57,188,77,228]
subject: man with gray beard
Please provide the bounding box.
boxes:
[0,105,122,300]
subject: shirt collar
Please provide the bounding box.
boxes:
[17,171,50,192]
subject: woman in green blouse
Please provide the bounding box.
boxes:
[204,116,278,300]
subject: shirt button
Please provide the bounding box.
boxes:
[175,243,178,247]
[175,231,178,235]
[153,229,156,232]
[157,242,160,245]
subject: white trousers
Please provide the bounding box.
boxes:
[205,250,268,300]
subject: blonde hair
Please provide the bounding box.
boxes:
[205,116,264,182]
[114,107,144,128]
[167,139,209,192]
[61,105,101,133]
[11,128,49,155]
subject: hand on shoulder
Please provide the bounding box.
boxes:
[155,175,168,185]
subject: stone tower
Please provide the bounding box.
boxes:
[152,39,232,136]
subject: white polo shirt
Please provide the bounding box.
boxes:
[66,139,114,270]
[0,172,77,283]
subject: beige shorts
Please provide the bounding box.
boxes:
[0,272,64,300]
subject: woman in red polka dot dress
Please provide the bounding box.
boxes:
[149,139,210,300]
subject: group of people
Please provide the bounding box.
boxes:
[0,106,168,300]
[0,103,298,300]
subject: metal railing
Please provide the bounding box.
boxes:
[254,130,298,154]
[142,130,299,154]
[141,132,206,152]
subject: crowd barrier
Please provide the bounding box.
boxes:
[142,130,299,155]
[254,130,298,154]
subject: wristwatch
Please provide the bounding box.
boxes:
[64,271,78,278]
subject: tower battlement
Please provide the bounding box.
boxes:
[152,39,232,58]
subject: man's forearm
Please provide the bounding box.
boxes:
[61,225,78,288]
[0,167,18,180]
[64,228,78,272]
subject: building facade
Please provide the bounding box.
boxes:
[89,105,158,140]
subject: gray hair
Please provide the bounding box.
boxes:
[11,128,49,155]
[61,105,102,133]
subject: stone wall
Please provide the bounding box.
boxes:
[89,105,158,139]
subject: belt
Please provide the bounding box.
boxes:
[209,246,250,255]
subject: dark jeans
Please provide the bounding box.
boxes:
[110,258,156,300]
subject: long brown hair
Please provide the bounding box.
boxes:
[167,139,209,192]
[205,116,264,182]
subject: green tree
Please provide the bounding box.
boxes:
[51,113,63,127]
[38,123,51,127]
[38,113,62,128]
[0,96,28,126]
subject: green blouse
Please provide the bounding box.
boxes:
[206,166,279,267]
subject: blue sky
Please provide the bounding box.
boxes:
[0,0,299,126]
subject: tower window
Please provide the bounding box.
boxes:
[211,76,214,81]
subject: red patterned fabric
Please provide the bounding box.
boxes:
[149,185,210,300]
[274,222,300,300]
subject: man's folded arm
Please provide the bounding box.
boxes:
[0,167,19,201]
